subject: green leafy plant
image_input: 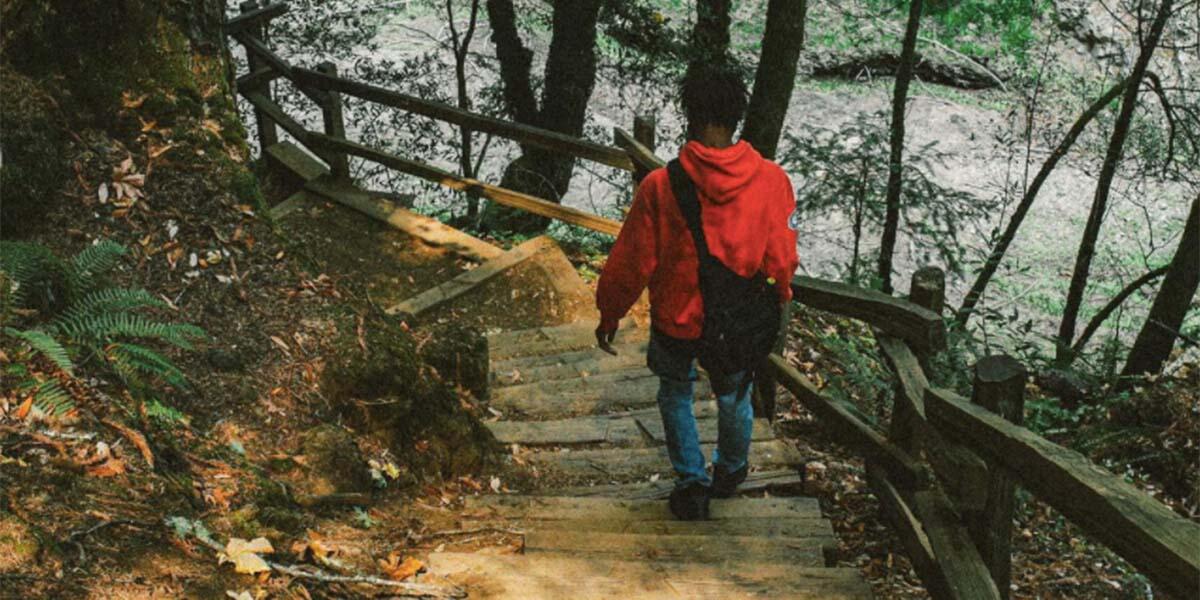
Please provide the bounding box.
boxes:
[1,240,204,416]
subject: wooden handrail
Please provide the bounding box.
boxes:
[224,2,287,35]
[613,127,665,174]
[791,276,946,354]
[768,354,929,490]
[307,133,624,236]
[925,387,1200,600]
[292,67,635,172]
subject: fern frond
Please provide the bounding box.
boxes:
[0,241,56,288]
[2,327,74,374]
[107,342,189,388]
[54,288,168,326]
[34,380,75,417]
[68,240,127,296]
[54,313,205,350]
[144,398,188,425]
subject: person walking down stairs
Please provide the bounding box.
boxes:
[594,62,800,521]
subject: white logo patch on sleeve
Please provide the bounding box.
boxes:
[788,206,802,231]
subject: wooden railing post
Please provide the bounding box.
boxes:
[316,61,350,180]
[889,266,945,449]
[631,114,656,189]
[239,1,278,150]
[969,354,1027,599]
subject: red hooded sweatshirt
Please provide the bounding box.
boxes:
[597,140,799,339]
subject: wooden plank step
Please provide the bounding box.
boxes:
[386,236,558,317]
[489,375,714,419]
[488,321,648,361]
[528,439,803,479]
[525,530,826,567]
[463,494,821,522]
[460,515,833,540]
[425,552,872,599]
[545,469,806,500]
[485,413,773,446]
[305,176,503,262]
[491,342,650,386]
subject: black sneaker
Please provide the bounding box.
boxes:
[711,463,749,498]
[668,482,711,521]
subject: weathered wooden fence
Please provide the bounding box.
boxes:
[226,5,1200,599]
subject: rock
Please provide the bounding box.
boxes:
[286,424,373,499]
[417,320,489,400]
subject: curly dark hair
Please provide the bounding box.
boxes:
[680,61,748,133]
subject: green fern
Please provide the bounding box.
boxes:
[2,327,73,374]
[33,380,74,417]
[55,288,168,325]
[67,240,127,297]
[54,313,204,351]
[108,342,189,389]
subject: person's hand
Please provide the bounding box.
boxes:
[595,323,618,355]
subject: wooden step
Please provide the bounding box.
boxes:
[491,342,650,386]
[486,413,773,446]
[545,468,806,500]
[425,552,873,599]
[463,495,821,522]
[386,236,560,317]
[488,321,649,361]
[460,514,833,540]
[489,374,714,419]
[527,439,803,479]
[525,529,826,566]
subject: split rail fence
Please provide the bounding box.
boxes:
[227,4,1200,599]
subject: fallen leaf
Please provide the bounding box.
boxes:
[87,457,127,477]
[98,183,109,204]
[219,537,274,574]
[269,336,291,355]
[102,418,155,468]
[226,591,253,600]
[378,552,423,581]
[14,397,33,420]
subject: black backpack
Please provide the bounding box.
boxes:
[667,159,782,387]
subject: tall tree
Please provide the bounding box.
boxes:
[1056,0,1173,364]
[445,0,484,221]
[483,0,604,233]
[691,0,732,67]
[741,0,808,160]
[955,77,1131,327]
[1121,194,1199,380]
[876,0,924,294]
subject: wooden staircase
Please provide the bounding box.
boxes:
[423,321,874,598]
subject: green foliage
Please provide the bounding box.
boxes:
[863,0,1051,63]
[779,111,994,285]
[0,240,204,417]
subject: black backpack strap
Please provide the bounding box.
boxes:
[666,159,713,267]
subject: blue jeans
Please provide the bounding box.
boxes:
[647,329,753,489]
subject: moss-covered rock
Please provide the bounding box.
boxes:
[290,424,374,498]
[321,314,499,485]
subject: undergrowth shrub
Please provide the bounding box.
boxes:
[1,240,204,417]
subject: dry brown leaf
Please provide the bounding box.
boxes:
[121,92,147,109]
[87,457,126,477]
[269,336,291,355]
[378,552,423,581]
[14,397,33,420]
[102,418,155,468]
[219,537,274,574]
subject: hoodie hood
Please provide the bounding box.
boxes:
[678,140,764,205]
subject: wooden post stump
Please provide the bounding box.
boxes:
[631,114,656,187]
[910,266,946,316]
[968,354,1026,599]
[239,1,278,151]
[316,62,350,180]
[889,267,945,449]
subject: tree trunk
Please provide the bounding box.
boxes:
[482,0,603,234]
[447,0,482,221]
[1121,194,1200,381]
[954,76,1131,328]
[691,0,732,66]
[1056,0,1173,364]
[876,0,924,294]
[741,0,807,160]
